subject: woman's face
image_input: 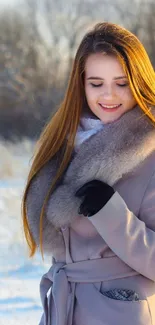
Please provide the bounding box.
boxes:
[84,53,137,124]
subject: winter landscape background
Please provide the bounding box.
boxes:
[0,139,51,324]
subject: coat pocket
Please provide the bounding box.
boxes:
[101,288,140,301]
[76,283,152,325]
[97,286,151,325]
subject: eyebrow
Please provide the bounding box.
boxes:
[87,76,127,80]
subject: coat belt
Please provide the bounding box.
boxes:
[39,257,138,325]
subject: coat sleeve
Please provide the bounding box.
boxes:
[88,169,155,281]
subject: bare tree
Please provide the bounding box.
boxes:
[24,0,139,83]
[128,0,155,67]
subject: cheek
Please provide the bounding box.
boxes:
[119,88,134,101]
[85,88,95,102]
[85,85,101,100]
[84,86,89,100]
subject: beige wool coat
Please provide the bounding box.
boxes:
[27,105,155,325]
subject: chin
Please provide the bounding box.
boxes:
[101,111,126,124]
[100,116,120,124]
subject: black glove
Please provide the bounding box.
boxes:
[75,180,115,217]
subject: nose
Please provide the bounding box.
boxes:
[101,85,115,99]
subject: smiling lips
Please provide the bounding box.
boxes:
[99,103,122,111]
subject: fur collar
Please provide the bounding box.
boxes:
[27,105,155,255]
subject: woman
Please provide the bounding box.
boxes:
[22,22,155,324]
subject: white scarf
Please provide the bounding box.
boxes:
[74,114,104,149]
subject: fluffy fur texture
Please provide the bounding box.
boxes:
[26,105,155,255]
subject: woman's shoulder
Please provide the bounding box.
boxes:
[140,151,155,178]
[130,151,155,190]
[114,151,155,215]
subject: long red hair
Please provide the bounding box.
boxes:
[22,22,155,257]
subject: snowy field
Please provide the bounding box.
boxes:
[0,139,51,325]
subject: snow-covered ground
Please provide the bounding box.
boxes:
[0,139,51,325]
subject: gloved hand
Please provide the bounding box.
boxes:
[75,180,115,217]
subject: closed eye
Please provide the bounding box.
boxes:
[90,83,103,87]
[117,83,128,87]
